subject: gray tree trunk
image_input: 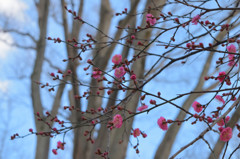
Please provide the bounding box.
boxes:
[30,1,50,159]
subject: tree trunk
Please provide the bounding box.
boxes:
[30,0,50,159]
[35,125,50,159]
[91,1,138,157]
[72,1,113,159]
[108,0,166,158]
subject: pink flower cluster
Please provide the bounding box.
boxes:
[112,114,123,128]
[112,54,122,65]
[213,48,234,142]
[112,54,126,78]
[227,44,237,53]
[192,101,203,113]
[133,128,141,138]
[57,141,64,150]
[52,141,65,155]
[215,95,225,105]
[216,116,232,142]
[137,104,148,111]
[227,44,237,67]
[130,74,136,80]
[146,13,156,26]
[220,127,232,142]
[217,71,231,85]
[157,117,168,131]
[92,71,102,79]
[52,149,57,155]
[191,14,200,25]
[217,71,226,83]
[114,66,126,78]
[217,116,230,126]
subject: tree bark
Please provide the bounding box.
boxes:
[35,126,50,159]
[30,0,50,159]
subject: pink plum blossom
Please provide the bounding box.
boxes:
[157,117,168,131]
[146,13,156,26]
[217,116,230,127]
[217,71,226,83]
[215,95,225,104]
[218,126,224,132]
[220,127,232,142]
[112,54,122,65]
[228,54,236,67]
[217,118,225,126]
[112,114,123,128]
[192,101,203,113]
[114,66,126,78]
[130,74,136,80]
[57,141,64,150]
[207,117,213,123]
[137,104,148,111]
[52,149,57,155]
[191,14,200,25]
[142,133,147,138]
[227,44,236,53]
[226,116,230,122]
[133,128,141,137]
[92,71,102,79]
[227,44,237,67]
[226,79,231,86]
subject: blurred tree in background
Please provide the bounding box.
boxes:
[0,0,240,159]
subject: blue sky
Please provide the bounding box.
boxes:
[0,0,240,159]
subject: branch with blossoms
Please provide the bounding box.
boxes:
[11,0,240,158]
[170,95,240,159]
